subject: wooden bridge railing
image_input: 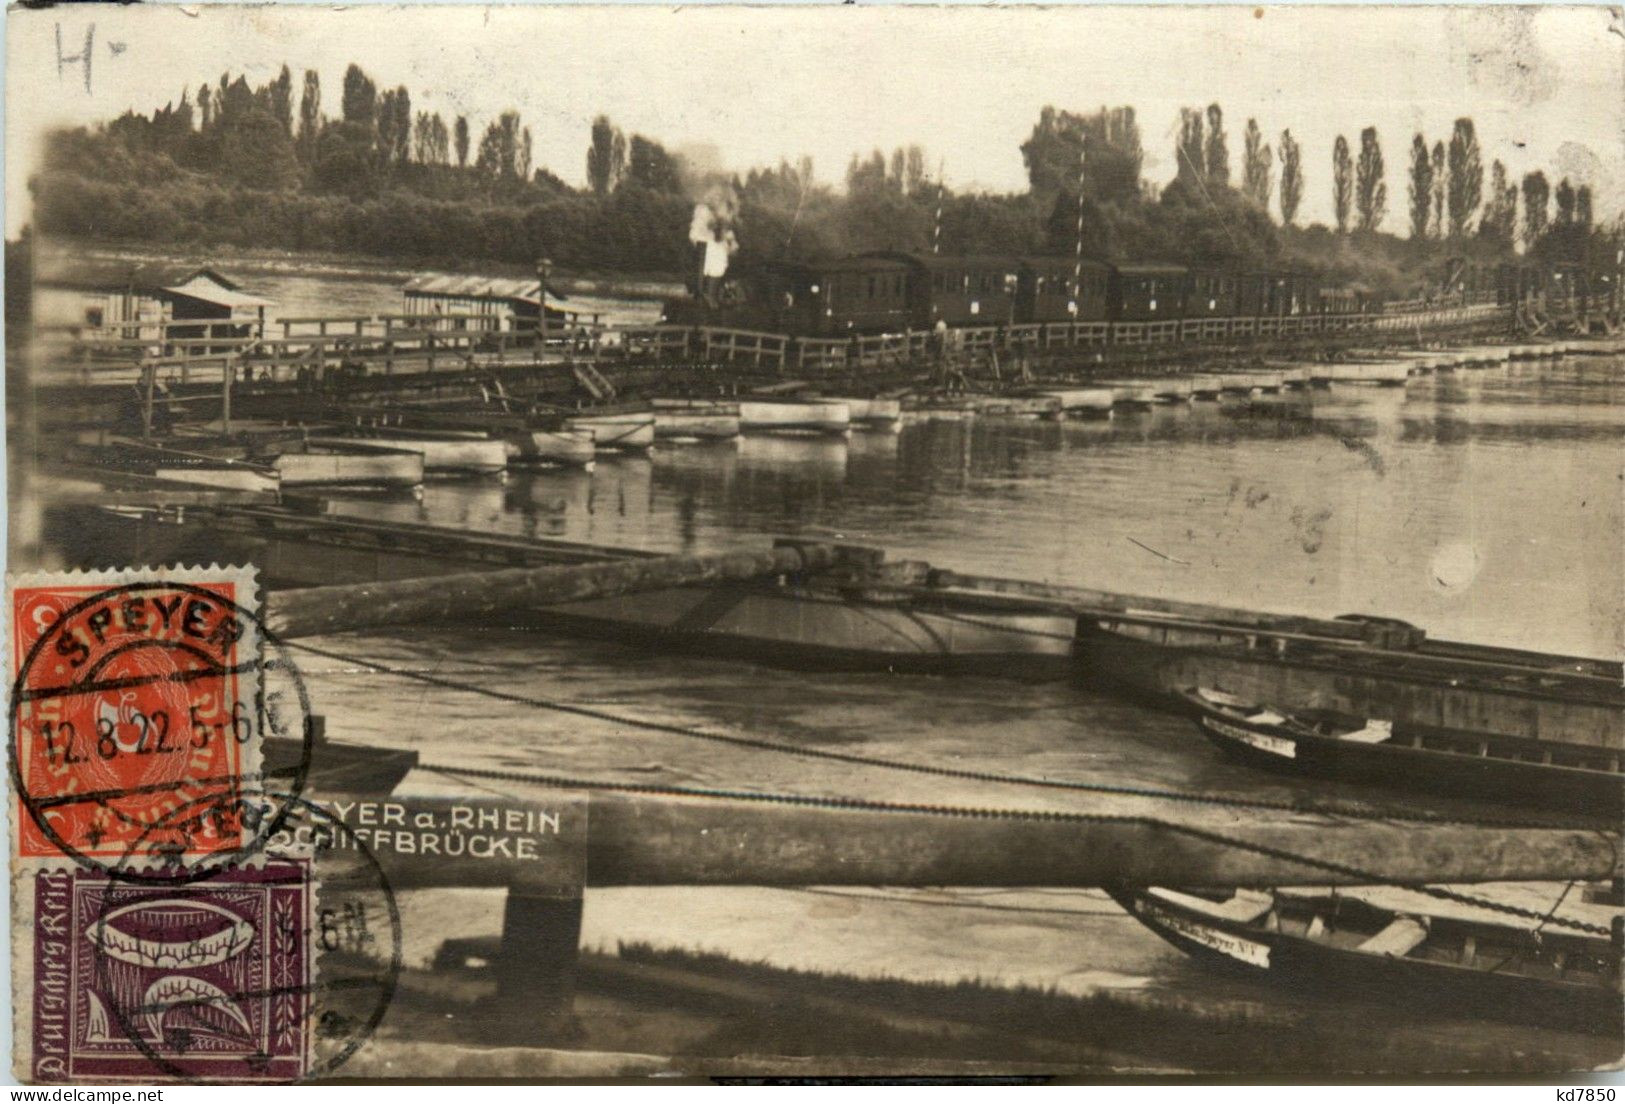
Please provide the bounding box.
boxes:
[37,300,1530,390]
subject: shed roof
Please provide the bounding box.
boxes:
[37,258,247,294]
[162,274,275,310]
[403,273,568,303]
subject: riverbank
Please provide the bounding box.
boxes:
[354,904,1617,1077]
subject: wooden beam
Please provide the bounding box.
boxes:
[316,791,1622,890]
[266,543,837,638]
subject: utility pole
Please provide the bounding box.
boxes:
[1072,138,1088,312]
[535,257,553,355]
[932,159,946,255]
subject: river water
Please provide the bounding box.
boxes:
[48,255,1622,1064]
[332,356,1623,658]
[278,353,1623,1067]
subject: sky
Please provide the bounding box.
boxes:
[6,4,1624,239]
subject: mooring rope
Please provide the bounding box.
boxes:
[283,638,1606,834]
[281,639,1619,936]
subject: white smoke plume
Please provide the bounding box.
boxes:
[688,184,740,279]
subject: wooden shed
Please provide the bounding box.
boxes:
[33,258,273,340]
[402,274,582,332]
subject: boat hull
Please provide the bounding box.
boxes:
[51,505,1076,679]
[151,466,281,494]
[738,401,852,436]
[1187,694,1624,817]
[1076,619,1624,750]
[565,415,656,451]
[827,398,903,425]
[1109,888,1622,1036]
[308,436,509,475]
[1040,388,1114,416]
[272,451,425,488]
[527,584,1076,678]
[653,412,743,440]
[506,429,598,466]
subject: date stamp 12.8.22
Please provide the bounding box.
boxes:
[8,567,266,867]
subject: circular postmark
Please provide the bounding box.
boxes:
[87,789,401,1082]
[9,579,313,882]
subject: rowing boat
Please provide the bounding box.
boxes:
[825,397,903,426]
[564,411,656,452]
[1181,687,1623,818]
[307,434,509,476]
[650,401,743,441]
[505,428,599,467]
[738,400,852,436]
[1108,885,1622,1036]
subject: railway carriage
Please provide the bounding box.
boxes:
[1183,268,1238,318]
[1110,263,1187,322]
[1017,256,1111,323]
[878,253,1021,328]
[662,247,1531,343]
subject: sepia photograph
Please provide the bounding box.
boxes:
[3,1,1622,1085]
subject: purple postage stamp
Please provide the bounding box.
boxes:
[30,859,313,1083]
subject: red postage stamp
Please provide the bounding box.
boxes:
[8,567,264,866]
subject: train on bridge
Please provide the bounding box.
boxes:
[663,252,1618,339]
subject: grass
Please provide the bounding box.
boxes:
[608,941,1617,1075]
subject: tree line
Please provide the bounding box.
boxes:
[28,60,1619,295]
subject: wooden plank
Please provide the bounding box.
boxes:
[349,790,1619,888]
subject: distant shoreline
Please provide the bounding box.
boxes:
[36,236,686,302]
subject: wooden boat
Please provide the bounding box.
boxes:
[308,435,509,476]
[650,402,743,441]
[1187,375,1224,400]
[1108,885,1622,1036]
[826,397,903,426]
[1181,687,1624,818]
[1038,388,1114,417]
[1152,378,1194,403]
[564,411,656,452]
[1218,371,1284,394]
[271,447,424,490]
[74,440,283,496]
[971,394,1063,418]
[738,400,851,436]
[50,505,1078,680]
[505,428,598,467]
[1097,380,1163,408]
[1073,606,1623,752]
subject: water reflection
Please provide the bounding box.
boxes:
[325,358,1624,657]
